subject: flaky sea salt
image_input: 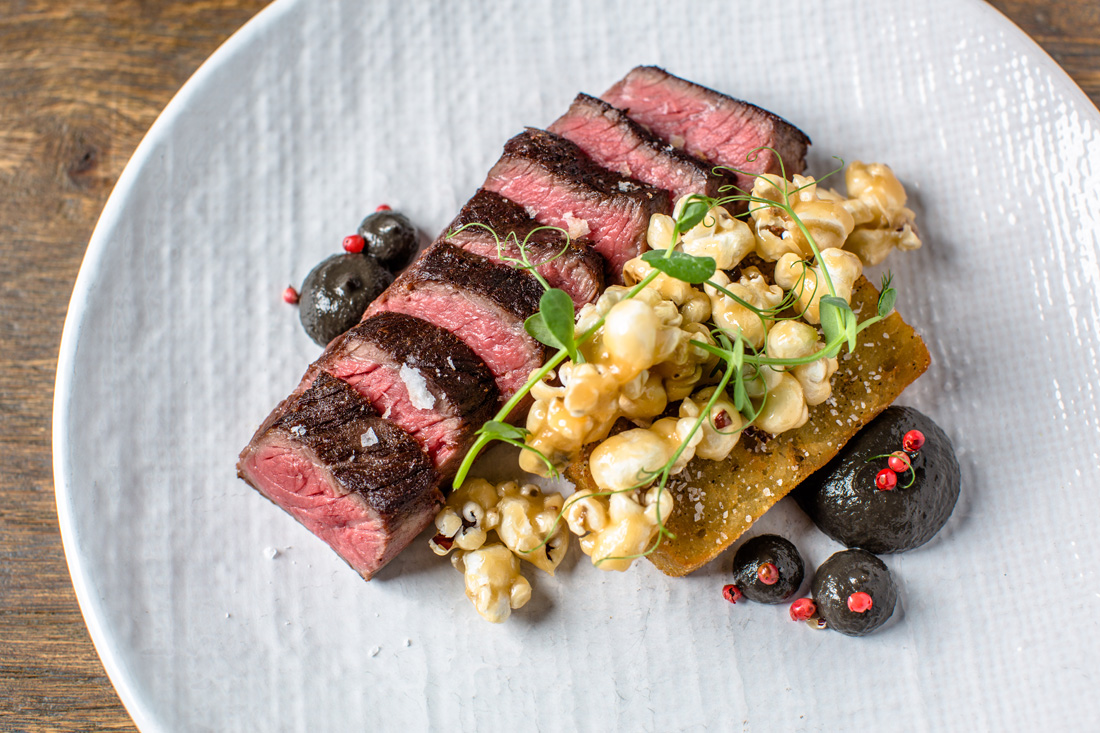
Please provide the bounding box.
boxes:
[400,364,436,410]
[361,428,379,447]
[561,211,591,239]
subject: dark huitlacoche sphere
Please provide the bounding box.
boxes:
[792,406,960,554]
[358,210,419,271]
[298,254,392,346]
[812,549,897,636]
[730,534,805,604]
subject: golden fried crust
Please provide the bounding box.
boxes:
[564,275,931,576]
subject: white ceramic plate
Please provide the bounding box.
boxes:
[55,0,1100,730]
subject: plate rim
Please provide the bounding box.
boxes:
[51,1,299,730]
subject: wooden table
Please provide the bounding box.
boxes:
[0,1,1096,729]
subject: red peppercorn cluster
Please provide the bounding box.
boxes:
[284,203,395,303]
[871,428,925,491]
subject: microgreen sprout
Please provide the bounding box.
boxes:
[866,449,916,488]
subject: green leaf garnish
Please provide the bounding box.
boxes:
[524,312,559,349]
[477,420,529,441]
[818,295,849,343]
[538,288,577,360]
[676,195,711,233]
[877,272,897,318]
[641,249,716,284]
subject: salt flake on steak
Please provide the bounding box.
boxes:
[399,364,436,410]
[361,428,379,448]
[561,211,591,239]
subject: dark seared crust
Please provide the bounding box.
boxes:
[400,241,544,323]
[603,65,810,177]
[639,65,809,147]
[551,93,731,198]
[448,188,543,237]
[267,372,440,517]
[443,189,605,301]
[349,311,498,421]
[446,190,604,276]
[500,128,670,209]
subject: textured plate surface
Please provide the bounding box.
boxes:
[54,0,1100,730]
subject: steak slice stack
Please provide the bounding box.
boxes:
[602,66,810,200]
[441,189,604,309]
[316,311,498,477]
[549,93,728,204]
[483,128,670,280]
[240,68,816,581]
[237,372,441,580]
[365,242,547,401]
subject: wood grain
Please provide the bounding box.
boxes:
[0,3,271,730]
[0,1,1094,730]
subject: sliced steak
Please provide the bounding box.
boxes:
[549,93,728,204]
[602,66,810,199]
[316,311,498,477]
[237,372,441,580]
[483,128,670,280]
[441,189,604,308]
[365,242,547,400]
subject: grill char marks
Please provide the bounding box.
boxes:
[483,128,670,281]
[366,242,547,400]
[442,189,605,309]
[318,312,498,476]
[448,187,546,234]
[396,242,544,323]
[549,93,729,204]
[266,373,437,515]
[601,66,810,207]
[237,372,441,579]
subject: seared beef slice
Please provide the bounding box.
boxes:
[318,312,498,477]
[238,372,441,579]
[366,242,546,400]
[483,128,670,279]
[549,93,727,203]
[442,189,604,308]
[602,66,810,196]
